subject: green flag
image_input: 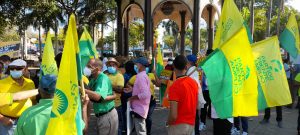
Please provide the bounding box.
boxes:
[279,13,300,58]
[79,27,98,70]
[200,28,258,118]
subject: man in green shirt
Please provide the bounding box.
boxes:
[85,58,118,135]
[14,75,89,135]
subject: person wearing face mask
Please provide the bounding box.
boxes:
[0,59,35,135]
[0,55,11,77]
[127,64,161,135]
[105,57,125,135]
[84,58,118,135]
[165,58,174,71]
[126,57,151,135]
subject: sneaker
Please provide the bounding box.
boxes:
[242,132,248,135]
[231,127,240,135]
[278,121,283,128]
[259,119,269,124]
[199,122,206,131]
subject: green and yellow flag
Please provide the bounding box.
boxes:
[252,36,292,110]
[279,13,300,58]
[200,27,258,118]
[213,0,252,49]
[41,31,58,76]
[46,14,83,135]
[156,41,164,77]
[79,27,98,70]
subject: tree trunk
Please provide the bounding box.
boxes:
[54,20,58,55]
[22,32,25,59]
[101,24,104,56]
[276,0,283,36]
[266,0,273,38]
[38,23,42,58]
[250,0,255,39]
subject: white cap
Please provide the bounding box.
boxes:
[9,59,27,67]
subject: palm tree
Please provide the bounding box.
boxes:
[276,0,284,35]
[266,0,273,38]
[250,0,255,38]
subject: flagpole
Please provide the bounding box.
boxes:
[80,79,86,97]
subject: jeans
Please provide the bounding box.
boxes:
[234,117,248,132]
[116,106,124,135]
[264,106,282,122]
[0,119,18,135]
[194,110,200,135]
[200,90,211,124]
[146,97,156,135]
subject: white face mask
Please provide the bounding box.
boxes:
[167,61,173,65]
[83,67,92,77]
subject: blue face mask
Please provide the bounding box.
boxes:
[146,67,149,74]
[107,67,117,74]
[134,65,139,73]
[10,70,23,79]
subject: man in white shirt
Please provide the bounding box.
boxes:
[186,55,206,135]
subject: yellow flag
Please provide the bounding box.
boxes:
[252,36,292,107]
[220,27,258,117]
[46,14,82,135]
[213,0,245,49]
[41,31,58,75]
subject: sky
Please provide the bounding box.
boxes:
[287,0,300,12]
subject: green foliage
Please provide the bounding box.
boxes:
[0,27,20,42]
[163,35,175,48]
[103,32,115,46]
[129,21,144,48]
[200,28,208,50]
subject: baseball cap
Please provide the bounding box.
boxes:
[39,74,57,94]
[9,59,27,67]
[133,57,149,67]
[186,55,197,63]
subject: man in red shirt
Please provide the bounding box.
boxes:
[167,55,198,135]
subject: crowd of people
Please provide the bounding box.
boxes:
[0,50,299,135]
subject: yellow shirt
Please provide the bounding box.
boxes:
[0,76,35,117]
[129,73,156,99]
[107,72,124,107]
[0,93,13,107]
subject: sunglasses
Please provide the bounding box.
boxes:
[9,67,24,71]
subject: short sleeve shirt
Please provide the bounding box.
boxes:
[107,72,124,107]
[168,76,198,125]
[14,99,53,135]
[0,93,13,107]
[89,73,115,114]
[0,76,35,117]
[129,73,156,98]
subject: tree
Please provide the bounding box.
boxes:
[163,35,175,48]
[129,21,144,48]
[103,32,115,49]
[0,27,20,42]
[161,20,179,51]
[200,28,208,50]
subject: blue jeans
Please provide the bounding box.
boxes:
[146,97,156,135]
[116,106,124,135]
[0,119,18,135]
[234,117,248,132]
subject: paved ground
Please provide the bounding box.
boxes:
[88,106,298,135]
